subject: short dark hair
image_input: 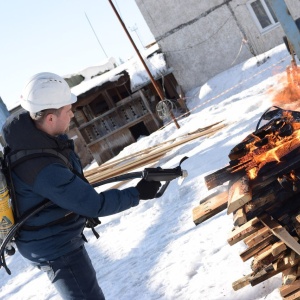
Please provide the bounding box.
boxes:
[30,107,64,123]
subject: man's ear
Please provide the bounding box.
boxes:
[46,113,55,123]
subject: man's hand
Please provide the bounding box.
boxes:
[135,179,161,200]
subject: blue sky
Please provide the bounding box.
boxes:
[0,0,155,110]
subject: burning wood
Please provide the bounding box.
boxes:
[192,107,300,299]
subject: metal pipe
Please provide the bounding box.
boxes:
[268,0,300,60]
[107,0,180,129]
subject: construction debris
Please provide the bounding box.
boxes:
[193,107,300,299]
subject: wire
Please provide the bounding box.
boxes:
[163,16,233,54]
[230,38,247,66]
[159,54,290,130]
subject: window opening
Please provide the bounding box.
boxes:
[247,0,279,33]
[129,122,150,141]
[89,94,109,116]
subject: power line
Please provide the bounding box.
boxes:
[84,12,108,59]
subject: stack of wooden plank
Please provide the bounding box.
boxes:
[192,108,300,299]
[84,121,226,185]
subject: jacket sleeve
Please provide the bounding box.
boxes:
[32,163,140,218]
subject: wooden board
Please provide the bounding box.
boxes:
[233,207,247,226]
[243,226,271,247]
[280,279,300,297]
[232,274,253,291]
[206,142,300,192]
[283,288,300,300]
[250,263,290,286]
[227,217,264,246]
[227,175,252,214]
[244,184,278,215]
[204,165,237,190]
[192,191,228,225]
[259,215,300,255]
[239,234,277,262]
[282,266,298,285]
[251,241,287,272]
[85,122,227,184]
[233,253,300,291]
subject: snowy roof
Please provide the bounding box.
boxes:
[68,43,171,97]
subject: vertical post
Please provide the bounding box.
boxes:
[139,90,161,128]
[108,0,180,129]
[268,0,300,60]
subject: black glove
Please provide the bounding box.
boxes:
[86,217,101,228]
[135,179,161,200]
[85,217,101,239]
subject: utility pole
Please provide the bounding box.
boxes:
[268,0,300,60]
[108,0,180,129]
[130,24,144,49]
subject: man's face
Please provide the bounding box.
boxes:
[52,104,74,135]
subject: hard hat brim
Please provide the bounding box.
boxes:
[21,92,77,114]
[70,93,77,105]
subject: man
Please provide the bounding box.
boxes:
[2,72,161,299]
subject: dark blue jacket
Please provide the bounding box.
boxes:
[2,112,140,262]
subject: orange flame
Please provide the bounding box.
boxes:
[244,115,300,179]
[272,65,300,110]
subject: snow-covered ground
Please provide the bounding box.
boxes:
[0,43,297,300]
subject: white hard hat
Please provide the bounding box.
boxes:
[20,72,77,113]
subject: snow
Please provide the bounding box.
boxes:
[70,43,169,96]
[0,43,297,300]
[65,57,117,81]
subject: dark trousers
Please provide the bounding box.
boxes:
[36,245,105,300]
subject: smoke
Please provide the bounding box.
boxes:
[271,65,300,111]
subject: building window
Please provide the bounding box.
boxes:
[247,0,279,33]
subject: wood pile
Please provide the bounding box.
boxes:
[84,121,226,185]
[192,108,300,299]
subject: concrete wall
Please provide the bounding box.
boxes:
[135,0,300,92]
